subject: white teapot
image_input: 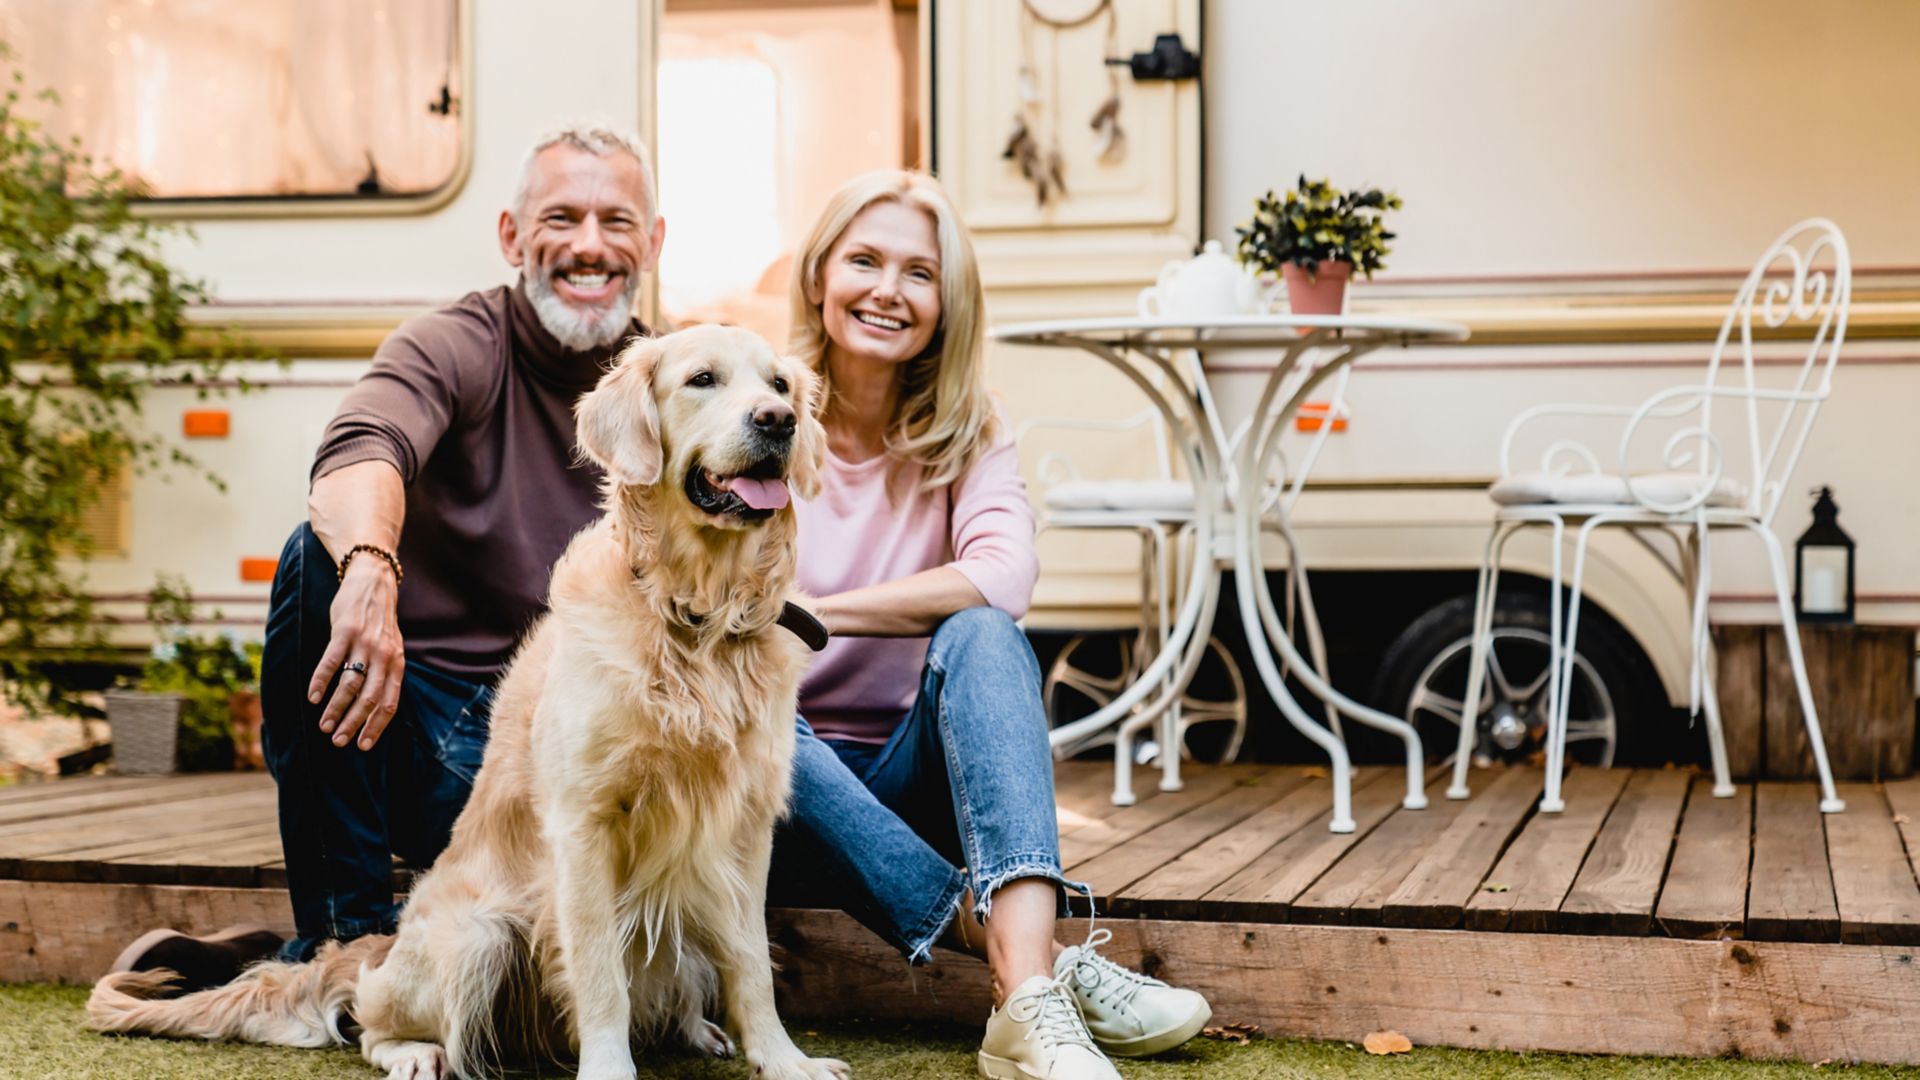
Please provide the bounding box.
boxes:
[1137,240,1273,320]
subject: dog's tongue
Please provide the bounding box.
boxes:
[731,476,790,511]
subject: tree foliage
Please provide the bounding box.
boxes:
[0,41,241,715]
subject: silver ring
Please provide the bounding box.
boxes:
[343,660,368,675]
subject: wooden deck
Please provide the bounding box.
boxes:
[7,762,1920,1063]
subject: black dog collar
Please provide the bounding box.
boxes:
[675,600,829,653]
[777,601,830,652]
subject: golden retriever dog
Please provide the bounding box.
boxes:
[88,324,849,1080]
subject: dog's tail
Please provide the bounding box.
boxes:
[87,935,389,1047]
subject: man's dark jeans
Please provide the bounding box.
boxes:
[261,523,494,962]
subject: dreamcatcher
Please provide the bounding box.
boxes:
[1002,0,1126,206]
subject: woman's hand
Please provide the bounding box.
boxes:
[310,556,405,750]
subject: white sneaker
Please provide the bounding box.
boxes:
[979,974,1122,1080]
[1056,930,1211,1057]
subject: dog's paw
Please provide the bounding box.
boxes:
[756,1055,852,1080]
[372,1041,446,1080]
[688,1017,736,1058]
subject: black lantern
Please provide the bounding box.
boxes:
[1795,486,1855,623]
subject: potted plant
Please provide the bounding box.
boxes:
[105,577,262,774]
[1234,175,1402,317]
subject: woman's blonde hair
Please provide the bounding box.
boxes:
[789,169,996,490]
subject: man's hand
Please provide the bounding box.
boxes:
[307,458,407,751]
[309,556,405,750]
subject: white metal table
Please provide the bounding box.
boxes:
[994,315,1471,831]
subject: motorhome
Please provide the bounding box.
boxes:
[10,0,1918,770]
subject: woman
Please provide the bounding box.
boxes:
[771,170,1210,1080]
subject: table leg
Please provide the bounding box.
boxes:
[1041,341,1228,806]
[1236,340,1431,825]
[1108,563,1222,804]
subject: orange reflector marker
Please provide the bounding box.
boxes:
[183,409,231,438]
[1296,401,1349,433]
[240,557,278,583]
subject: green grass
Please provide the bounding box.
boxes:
[2,983,1903,1079]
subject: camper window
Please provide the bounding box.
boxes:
[0,0,464,206]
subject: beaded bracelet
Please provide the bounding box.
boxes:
[338,543,404,586]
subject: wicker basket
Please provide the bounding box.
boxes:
[104,690,184,775]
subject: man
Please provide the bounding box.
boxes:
[110,122,665,977]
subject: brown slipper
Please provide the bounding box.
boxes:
[106,925,287,995]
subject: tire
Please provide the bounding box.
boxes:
[1369,592,1667,768]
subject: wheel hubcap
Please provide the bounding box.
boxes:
[1487,707,1529,751]
[1404,627,1619,767]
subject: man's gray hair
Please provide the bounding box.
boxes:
[511,121,659,228]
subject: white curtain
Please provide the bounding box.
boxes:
[0,0,460,198]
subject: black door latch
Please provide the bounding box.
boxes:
[1106,33,1200,82]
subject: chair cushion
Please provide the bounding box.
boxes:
[1488,470,1749,509]
[1043,480,1197,513]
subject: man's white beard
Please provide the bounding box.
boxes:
[524,265,639,352]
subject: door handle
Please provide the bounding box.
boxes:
[1105,33,1200,82]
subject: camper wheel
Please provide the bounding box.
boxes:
[1372,593,1664,768]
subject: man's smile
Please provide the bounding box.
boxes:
[553,267,625,305]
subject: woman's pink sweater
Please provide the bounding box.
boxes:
[795,435,1039,744]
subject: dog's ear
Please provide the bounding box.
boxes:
[787,360,828,502]
[576,337,664,487]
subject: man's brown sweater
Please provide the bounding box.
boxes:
[311,282,646,681]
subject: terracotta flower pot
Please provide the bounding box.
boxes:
[1281,260,1353,318]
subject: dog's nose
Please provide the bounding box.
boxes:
[751,402,796,438]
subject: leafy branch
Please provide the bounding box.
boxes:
[0,39,252,716]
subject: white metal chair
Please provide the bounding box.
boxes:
[1020,407,1250,780]
[1449,218,1851,814]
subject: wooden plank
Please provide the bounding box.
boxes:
[1052,759,1155,837]
[152,835,294,890]
[12,879,1920,1064]
[1069,770,1306,899]
[1117,767,1388,918]
[0,771,269,827]
[0,880,293,984]
[1656,783,1753,940]
[254,858,415,894]
[0,783,273,843]
[1746,782,1839,943]
[1885,777,1920,884]
[1824,782,1920,945]
[1382,766,1543,928]
[0,789,277,875]
[0,773,194,807]
[1055,765,1261,867]
[1557,769,1690,935]
[23,821,284,888]
[1288,783,1468,926]
[767,908,1920,1066]
[1712,625,1765,779]
[1466,768,1630,932]
[1200,767,1411,922]
[1765,625,1915,781]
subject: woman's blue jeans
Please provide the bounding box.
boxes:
[769,606,1083,964]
